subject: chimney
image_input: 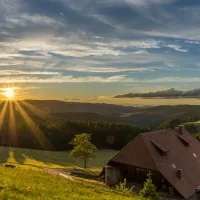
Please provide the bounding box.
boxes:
[177,169,182,179]
[178,125,183,135]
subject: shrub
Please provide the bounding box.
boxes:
[140,172,160,200]
[115,178,135,195]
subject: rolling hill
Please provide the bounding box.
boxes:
[25,100,137,115]
[21,100,200,128]
[0,100,200,150]
[0,147,137,200]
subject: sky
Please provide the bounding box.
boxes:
[1,0,200,101]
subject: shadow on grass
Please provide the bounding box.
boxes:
[0,146,116,170]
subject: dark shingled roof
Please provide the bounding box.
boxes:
[109,127,200,199]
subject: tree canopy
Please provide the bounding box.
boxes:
[69,133,97,168]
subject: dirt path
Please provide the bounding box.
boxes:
[43,168,107,188]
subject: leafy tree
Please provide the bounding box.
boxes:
[69,133,97,168]
[184,123,199,134]
[140,172,160,200]
[158,118,180,129]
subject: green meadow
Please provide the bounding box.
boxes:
[0,147,145,200]
[0,147,117,169]
[0,167,141,200]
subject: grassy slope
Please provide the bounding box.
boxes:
[0,147,117,169]
[184,121,200,134]
[0,147,141,199]
[0,167,140,200]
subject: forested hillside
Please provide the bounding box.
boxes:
[39,120,151,150]
[0,100,151,150]
[1,100,200,151]
[21,101,200,128]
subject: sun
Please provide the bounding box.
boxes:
[4,88,14,99]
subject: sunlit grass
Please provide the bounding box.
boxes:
[0,167,139,200]
[0,147,117,170]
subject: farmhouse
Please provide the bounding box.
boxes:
[104,126,200,200]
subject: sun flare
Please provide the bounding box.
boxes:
[4,88,14,99]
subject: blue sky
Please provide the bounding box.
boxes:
[0,0,200,100]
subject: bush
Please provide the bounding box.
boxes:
[140,172,160,200]
[115,178,135,195]
[158,118,180,129]
[193,133,200,141]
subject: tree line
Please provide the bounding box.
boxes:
[39,120,152,151]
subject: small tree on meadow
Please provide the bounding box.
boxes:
[69,133,97,168]
[140,172,160,200]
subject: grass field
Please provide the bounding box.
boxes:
[0,166,142,200]
[0,147,117,170]
[0,147,142,199]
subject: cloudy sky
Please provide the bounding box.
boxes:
[0,0,200,100]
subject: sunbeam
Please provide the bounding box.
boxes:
[20,101,65,134]
[9,101,17,146]
[14,101,52,150]
[0,101,8,130]
[20,101,48,119]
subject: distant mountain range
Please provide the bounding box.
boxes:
[25,100,136,115]
[22,100,200,128]
[114,88,200,98]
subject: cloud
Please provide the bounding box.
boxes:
[0,0,200,100]
[105,0,178,6]
[185,40,200,45]
[141,77,200,83]
[0,75,127,83]
[63,66,155,73]
[0,75,198,84]
[97,40,160,49]
[114,88,200,98]
[5,13,65,27]
[0,86,41,91]
[0,36,159,60]
[51,46,124,57]
[167,45,188,52]
[0,70,60,75]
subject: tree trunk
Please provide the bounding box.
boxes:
[84,156,87,169]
